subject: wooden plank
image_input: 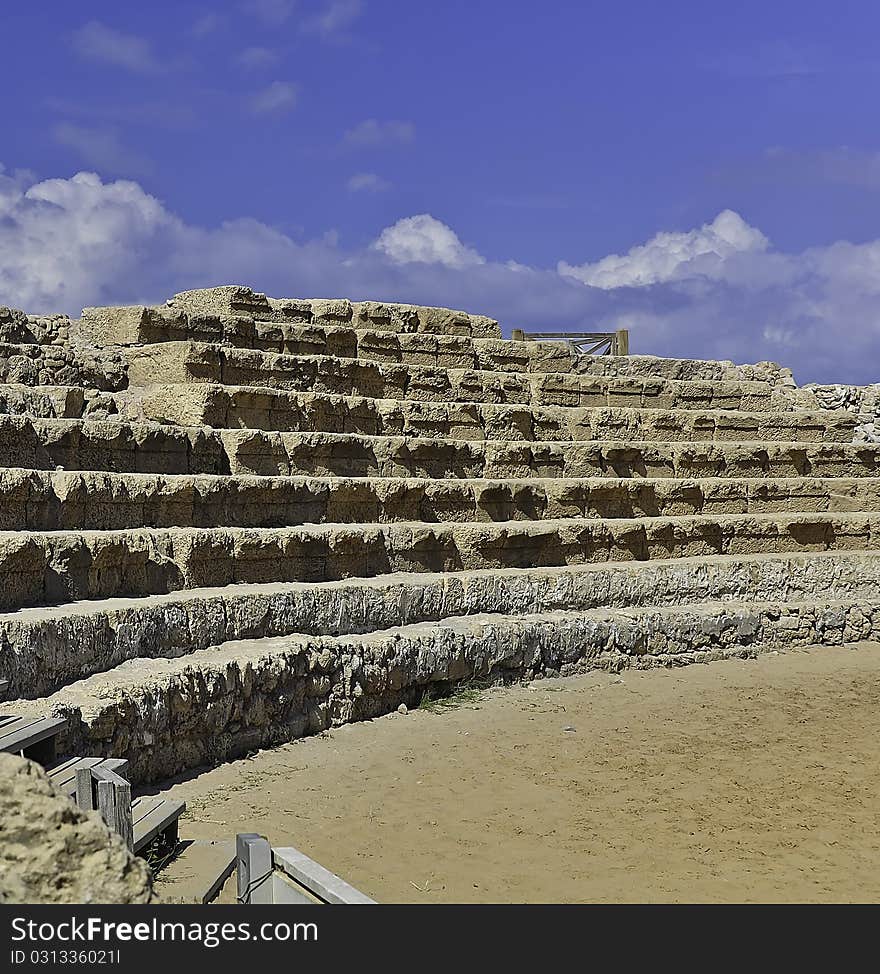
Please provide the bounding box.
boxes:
[236,834,273,904]
[90,765,129,787]
[49,757,103,796]
[131,796,163,826]
[75,767,95,811]
[0,714,22,730]
[272,847,376,904]
[152,840,237,904]
[114,780,134,851]
[97,779,117,831]
[46,755,87,779]
[0,715,66,755]
[132,798,185,853]
[48,757,130,797]
[192,841,236,905]
[0,716,26,739]
[104,758,129,778]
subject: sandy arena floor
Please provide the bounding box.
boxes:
[154,643,880,903]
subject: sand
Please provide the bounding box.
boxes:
[154,643,880,903]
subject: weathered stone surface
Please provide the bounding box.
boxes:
[0,513,877,616]
[79,287,504,342]
[797,383,880,443]
[1,415,875,479]
[2,286,880,807]
[0,754,152,903]
[0,469,877,532]
[0,308,71,346]
[121,342,782,410]
[136,384,856,442]
[0,342,126,391]
[20,596,879,784]
[3,551,877,700]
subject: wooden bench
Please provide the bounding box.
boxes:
[47,756,130,798]
[131,795,186,855]
[0,714,66,763]
[72,762,185,855]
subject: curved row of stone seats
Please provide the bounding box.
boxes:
[137,386,856,442]
[5,550,878,700]
[1,416,878,478]
[0,384,856,443]
[2,287,879,786]
[121,342,783,410]
[80,306,791,384]
[14,593,880,784]
[78,287,795,383]
[0,513,879,613]
[221,432,880,480]
[1,470,879,531]
[87,287,504,339]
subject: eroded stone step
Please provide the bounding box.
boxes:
[122,343,782,410]
[81,288,504,341]
[0,383,852,443]
[4,550,876,700]
[224,431,880,480]
[138,385,856,442]
[81,304,798,384]
[1,415,877,479]
[78,287,794,383]
[2,469,880,531]
[0,514,879,615]
[22,596,878,783]
[0,415,227,474]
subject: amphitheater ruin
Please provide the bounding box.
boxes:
[1,284,879,901]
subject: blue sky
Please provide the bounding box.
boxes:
[3,0,880,382]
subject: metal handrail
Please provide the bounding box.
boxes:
[511,328,629,355]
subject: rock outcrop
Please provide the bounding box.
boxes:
[0,754,152,904]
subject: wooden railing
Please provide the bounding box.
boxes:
[236,833,376,904]
[75,762,133,850]
[511,328,629,355]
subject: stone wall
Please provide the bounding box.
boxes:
[0,307,70,346]
[23,595,880,785]
[0,754,152,904]
[798,384,880,443]
[80,286,503,345]
[5,550,878,700]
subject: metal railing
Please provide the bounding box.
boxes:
[511,328,629,356]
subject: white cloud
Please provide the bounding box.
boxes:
[303,0,363,38]
[241,0,296,26]
[2,166,880,384]
[344,119,414,147]
[560,210,770,289]
[52,123,150,177]
[71,21,161,74]
[236,46,280,69]
[347,172,390,193]
[250,81,299,114]
[373,215,485,269]
[0,170,171,310]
